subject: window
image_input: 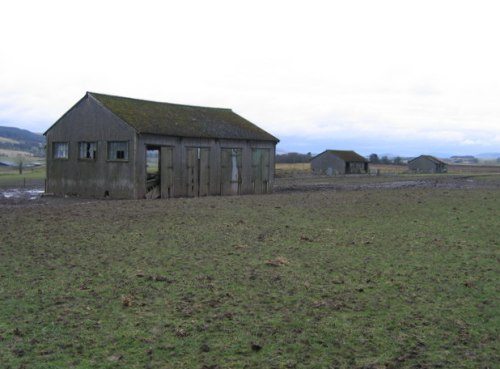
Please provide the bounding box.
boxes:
[107,141,128,161]
[53,142,69,159]
[79,142,97,160]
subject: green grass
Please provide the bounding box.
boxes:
[0,166,45,188]
[0,185,499,368]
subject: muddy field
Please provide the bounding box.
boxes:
[1,173,500,207]
[1,173,499,368]
[275,173,500,193]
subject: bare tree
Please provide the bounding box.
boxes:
[16,154,23,175]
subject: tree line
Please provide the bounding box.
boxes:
[368,154,406,165]
[276,152,313,163]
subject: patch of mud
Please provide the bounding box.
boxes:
[0,187,98,207]
[1,188,45,200]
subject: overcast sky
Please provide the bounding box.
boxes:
[1,0,499,157]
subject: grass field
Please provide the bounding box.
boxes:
[0,165,45,188]
[1,176,499,368]
[276,162,500,177]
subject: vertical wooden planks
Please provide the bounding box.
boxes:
[160,146,173,198]
[252,148,270,194]
[186,147,210,197]
[199,148,210,196]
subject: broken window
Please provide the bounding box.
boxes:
[107,141,128,161]
[53,142,69,159]
[78,142,97,160]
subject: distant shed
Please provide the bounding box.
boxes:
[310,150,369,175]
[44,92,279,199]
[408,155,448,173]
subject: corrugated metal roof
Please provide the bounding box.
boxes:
[314,150,368,162]
[88,92,279,142]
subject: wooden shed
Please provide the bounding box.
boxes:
[44,92,279,199]
[310,150,369,175]
[408,155,448,173]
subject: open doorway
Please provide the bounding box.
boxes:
[146,145,160,199]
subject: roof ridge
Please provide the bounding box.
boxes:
[312,149,367,162]
[87,92,233,112]
[409,155,446,164]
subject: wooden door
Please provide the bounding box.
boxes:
[252,149,270,194]
[186,147,210,197]
[220,148,242,195]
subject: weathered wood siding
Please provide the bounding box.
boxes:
[136,134,276,198]
[311,151,368,175]
[221,148,242,195]
[408,156,447,173]
[252,148,271,193]
[46,96,137,199]
[46,94,277,199]
[160,147,174,198]
[311,151,346,175]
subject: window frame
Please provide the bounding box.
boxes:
[107,141,129,162]
[52,142,69,159]
[78,141,98,161]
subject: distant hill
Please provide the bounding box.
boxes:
[0,126,45,156]
[475,152,500,159]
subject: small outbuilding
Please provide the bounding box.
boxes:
[44,92,279,199]
[310,150,369,175]
[408,155,448,173]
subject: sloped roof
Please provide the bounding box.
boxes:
[313,150,368,162]
[88,92,279,142]
[408,155,447,165]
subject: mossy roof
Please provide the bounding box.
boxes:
[408,155,447,165]
[88,92,279,142]
[313,150,368,162]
